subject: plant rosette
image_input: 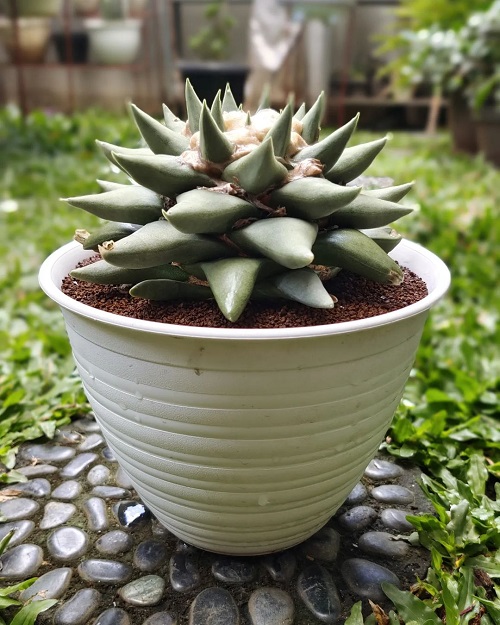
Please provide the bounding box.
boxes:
[39,83,450,555]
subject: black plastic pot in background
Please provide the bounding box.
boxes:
[177,61,249,106]
[52,31,89,64]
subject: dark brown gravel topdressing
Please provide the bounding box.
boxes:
[61,256,428,329]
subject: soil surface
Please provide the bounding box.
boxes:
[62,257,428,329]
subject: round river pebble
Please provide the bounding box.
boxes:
[47,527,89,561]
[371,484,415,504]
[4,420,431,624]
[19,567,73,601]
[0,544,43,580]
[78,559,133,585]
[118,575,166,606]
[248,587,295,625]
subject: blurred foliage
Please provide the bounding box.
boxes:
[395,0,492,30]
[188,0,236,61]
[376,0,498,102]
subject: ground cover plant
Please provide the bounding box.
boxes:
[0,105,498,622]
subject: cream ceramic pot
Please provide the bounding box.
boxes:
[83,18,142,65]
[39,240,450,555]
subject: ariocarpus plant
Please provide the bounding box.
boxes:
[67,81,415,322]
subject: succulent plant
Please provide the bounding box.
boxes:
[66,81,415,322]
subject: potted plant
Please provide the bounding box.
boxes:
[0,15,52,63]
[83,0,142,65]
[176,0,248,105]
[39,81,450,555]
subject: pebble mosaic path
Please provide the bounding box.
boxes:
[0,416,431,624]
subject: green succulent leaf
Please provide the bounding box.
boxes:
[256,268,334,309]
[230,217,317,269]
[63,186,164,225]
[269,177,361,220]
[130,279,211,301]
[363,181,415,202]
[330,193,414,229]
[129,103,189,156]
[325,137,388,183]
[96,179,129,192]
[222,138,288,195]
[199,102,234,163]
[293,102,306,121]
[95,140,152,170]
[162,103,186,133]
[112,153,215,197]
[200,257,267,321]
[264,101,293,158]
[256,83,271,111]
[71,259,188,285]
[99,221,232,269]
[185,79,203,133]
[300,91,326,143]
[313,228,404,284]
[295,113,360,170]
[210,90,225,130]
[360,226,403,252]
[166,188,259,234]
[78,222,141,251]
[222,83,239,112]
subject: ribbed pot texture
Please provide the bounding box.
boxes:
[39,240,450,555]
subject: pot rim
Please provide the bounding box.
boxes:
[39,239,450,340]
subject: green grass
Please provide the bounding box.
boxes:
[0,107,498,622]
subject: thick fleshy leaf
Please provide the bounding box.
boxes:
[96,179,129,192]
[201,257,266,321]
[71,259,188,284]
[293,102,306,121]
[99,221,232,268]
[199,102,234,163]
[256,83,271,111]
[63,186,164,224]
[222,138,288,195]
[295,114,360,171]
[166,188,259,233]
[112,153,215,197]
[231,217,317,269]
[300,91,326,143]
[269,177,361,220]
[130,279,211,301]
[185,79,203,133]
[210,90,225,130]
[329,193,414,229]
[363,181,415,202]
[257,268,334,309]
[96,140,152,169]
[344,602,364,625]
[222,83,239,112]
[360,226,403,252]
[78,222,141,250]
[129,103,189,155]
[264,101,293,158]
[313,228,403,284]
[162,103,186,133]
[325,137,388,183]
